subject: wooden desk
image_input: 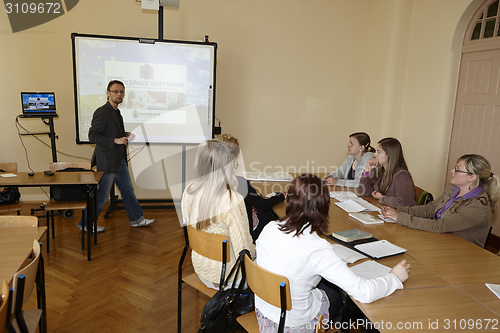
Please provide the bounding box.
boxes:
[0,227,47,283]
[0,171,103,261]
[251,180,500,332]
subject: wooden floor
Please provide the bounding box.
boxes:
[10,202,209,333]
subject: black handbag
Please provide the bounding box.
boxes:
[198,249,255,333]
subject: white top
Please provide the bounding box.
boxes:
[255,221,403,327]
[328,152,374,187]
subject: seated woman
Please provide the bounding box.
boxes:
[255,174,410,332]
[181,140,256,289]
[383,154,500,247]
[359,137,416,206]
[216,133,285,242]
[322,132,375,187]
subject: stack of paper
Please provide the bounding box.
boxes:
[348,213,384,225]
[331,244,367,264]
[485,283,500,299]
[354,240,406,259]
[243,171,293,181]
[330,191,358,201]
[335,198,380,213]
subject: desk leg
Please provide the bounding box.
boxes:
[87,185,92,261]
[93,184,98,246]
[36,249,47,333]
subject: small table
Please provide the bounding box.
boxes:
[0,171,103,260]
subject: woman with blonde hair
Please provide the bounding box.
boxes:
[181,140,255,289]
[359,137,416,206]
[383,154,500,247]
[323,132,375,187]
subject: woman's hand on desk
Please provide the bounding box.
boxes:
[382,206,399,221]
[390,260,410,283]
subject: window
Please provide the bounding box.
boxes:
[470,0,500,40]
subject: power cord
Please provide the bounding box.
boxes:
[15,116,90,161]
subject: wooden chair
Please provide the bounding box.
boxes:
[10,240,46,333]
[0,216,38,229]
[415,186,434,206]
[0,281,10,333]
[0,162,22,215]
[315,314,325,333]
[177,225,230,333]
[44,162,92,252]
[236,252,291,333]
[485,225,493,249]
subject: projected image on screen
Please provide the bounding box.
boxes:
[72,34,216,144]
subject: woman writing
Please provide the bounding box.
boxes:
[383,154,500,247]
[323,132,375,187]
[359,137,416,207]
[255,174,410,332]
[181,140,255,289]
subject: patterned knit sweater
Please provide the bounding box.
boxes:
[181,183,256,287]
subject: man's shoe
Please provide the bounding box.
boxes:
[78,224,105,233]
[130,217,155,228]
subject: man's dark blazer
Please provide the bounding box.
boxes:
[89,101,127,174]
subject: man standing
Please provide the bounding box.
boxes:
[78,80,155,232]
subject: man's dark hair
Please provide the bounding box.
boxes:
[107,80,125,91]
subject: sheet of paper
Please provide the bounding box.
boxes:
[350,260,391,279]
[0,173,17,178]
[332,244,367,263]
[243,171,293,181]
[335,198,380,213]
[354,240,406,258]
[330,191,358,201]
[485,283,500,299]
[378,214,396,223]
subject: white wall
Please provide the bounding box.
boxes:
[0,0,478,201]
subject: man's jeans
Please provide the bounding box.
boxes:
[79,158,143,227]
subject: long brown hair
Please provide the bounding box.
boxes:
[370,137,411,194]
[279,174,330,236]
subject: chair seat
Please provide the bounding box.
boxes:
[182,273,217,298]
[236,311,259,332]
[11,309,43,333]
[44,199,87,211]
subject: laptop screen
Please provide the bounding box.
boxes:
[21,92,57,117]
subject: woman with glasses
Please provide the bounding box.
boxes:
[359,137,416,206]
[322,132,375,187]
[382,154,500,247]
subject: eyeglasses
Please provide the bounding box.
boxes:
[108,90,125,95]
[454,167,473,175]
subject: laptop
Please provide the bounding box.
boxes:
[21,92,58,117]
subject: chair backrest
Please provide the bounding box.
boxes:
[186,226,230,262]
[0,163,17,173]
[315,314,325,333]
[485,225,493,249]
[48,162,91,173]
[12,240,40,311]
[0,216,38,228]
[0,281,9,333]
[415,186,434,206]
[243,253,291,332]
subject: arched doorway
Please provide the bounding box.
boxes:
[448,0,500,243]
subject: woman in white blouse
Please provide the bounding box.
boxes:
[255,174,410,332]
[323,132,375,187]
